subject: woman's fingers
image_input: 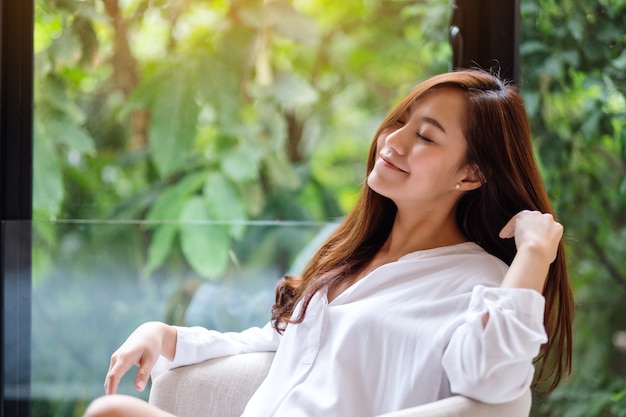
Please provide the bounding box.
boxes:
[498,215,518,239]
[135,353,158,392]
[105,353,135,395]
[500,210,563,263]
[102,322,169,395]
[105,347,156,394]
[500,210,562,239]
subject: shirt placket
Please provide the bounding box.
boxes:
[299,292,327,366]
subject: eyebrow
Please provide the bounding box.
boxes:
[406,107,447,134]
[421,116,446,134]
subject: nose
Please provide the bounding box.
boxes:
[384,125,410,155]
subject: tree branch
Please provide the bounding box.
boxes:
[102,0,148,150]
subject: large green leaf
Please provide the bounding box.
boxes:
[221,144,264,183]
[143,223,178,277]
[37,75,95,154]
[203,172,247,238]
[146,171,208,221]
[149,68,201,177]
[179,197,230,279]
[41,111,96,154]
[264,151,301,190]
[239,181,265,217]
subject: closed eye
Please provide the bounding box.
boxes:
[417,132,433,143]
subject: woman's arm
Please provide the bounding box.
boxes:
[441,210,562,403]
[105,321,177,395]
[442,285,547,403]
[168,321,281,369]
[480,210,563,326]
[104,320,281,396]
[498,210,563,292]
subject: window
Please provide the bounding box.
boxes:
[3,1,527,416]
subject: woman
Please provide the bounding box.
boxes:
[86,69,573,417]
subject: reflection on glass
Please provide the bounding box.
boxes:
[29,220,332,416]
[2,221,32,417]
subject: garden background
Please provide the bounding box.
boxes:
[31,0,626,416]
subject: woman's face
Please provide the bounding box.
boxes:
[367,87,472,211]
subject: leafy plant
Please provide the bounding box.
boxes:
[520,0,626,414]
[33,0,451,281]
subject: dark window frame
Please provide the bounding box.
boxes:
[1,0,34,416]
[450,0,520,85]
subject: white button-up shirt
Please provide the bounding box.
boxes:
[155,242,547,417]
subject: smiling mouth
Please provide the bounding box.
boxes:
[379,155,408,173]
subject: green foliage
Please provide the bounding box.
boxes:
[33,0,451,281]
[520,0,626,414]
[179,196,230,278]
[535,376,626,417]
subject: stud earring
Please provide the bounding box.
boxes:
[455,184,461,190]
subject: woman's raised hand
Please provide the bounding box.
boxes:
[104,322,176,395]
[500,210,563,263]
[499,210,564,292]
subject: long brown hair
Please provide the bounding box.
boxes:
[271,69,573,393]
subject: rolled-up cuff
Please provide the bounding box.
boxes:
[151,355,172,380]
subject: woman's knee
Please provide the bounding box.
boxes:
[83,395,144,417]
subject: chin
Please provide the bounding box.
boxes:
[367,176,392,199]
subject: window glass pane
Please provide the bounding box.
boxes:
[29,220,329,414]
[2,221,32,417]
[31,0,451,415]
[33,0,451,224]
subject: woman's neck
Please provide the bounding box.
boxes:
[327,201,466,303]
[380,206,467,259]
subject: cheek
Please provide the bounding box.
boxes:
[375,134,386,153]
[408,151,459,182]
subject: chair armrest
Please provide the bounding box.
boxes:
[149,352,531,417]
[376,389,531,417]
[149,352,275,417]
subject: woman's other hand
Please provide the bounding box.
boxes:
[104,322,177,395]
[500,210,563,264]
[499,210,563,292]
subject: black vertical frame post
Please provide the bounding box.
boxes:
[450,0,520,85]
[1,0,34,415]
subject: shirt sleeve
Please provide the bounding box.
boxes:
[151,321,281,379]
[441,285,547,403]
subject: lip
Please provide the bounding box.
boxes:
[378,154,408,173]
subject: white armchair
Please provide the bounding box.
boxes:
[149,352,531,417]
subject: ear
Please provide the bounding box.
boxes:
[457,164,485,191]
